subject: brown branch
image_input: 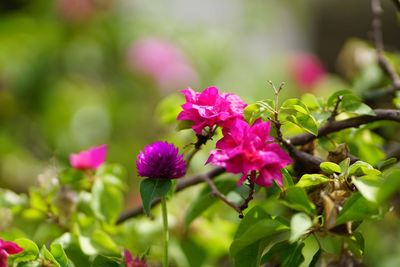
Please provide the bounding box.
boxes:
[116,167,225,224]
[392,0,400,10]
[202,175,242,214]
[371,0,400,88]
[289,109,400,146]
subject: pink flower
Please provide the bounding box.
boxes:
[124,249,147,267]
[177,87,247,134]
[0,239,23,267]
[127,38,198,92]
[57,0,95,21]
[290,53,326,89]
[207,119,292,187]
[69,144,107,170]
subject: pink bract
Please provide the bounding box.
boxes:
[207,119,292,187]
[0,239,23,267]
[69,144,107,170]
[177,86,247,134]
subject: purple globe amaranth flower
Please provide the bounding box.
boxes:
[136,141,186,179]
[70,144,107,170]
[0,239,23,267]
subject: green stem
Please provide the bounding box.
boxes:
[161,197,169,267]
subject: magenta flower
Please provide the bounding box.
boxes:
[177,86,247,134]
[136,141,186,179]
[124,250,148,267]
[0,239,23,267]
[207,119,292,187]
[290,53,326,89]
[69,144,107,170]
[127,38,198,92]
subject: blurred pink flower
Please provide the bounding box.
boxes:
[69,144,107,170]
[127,38,198,92]
[124,249,147,267]
[177,86,247,134]
[290,53,326,89]
[207,119,292,187]
[57,0,94,21]
[0,239,23,267]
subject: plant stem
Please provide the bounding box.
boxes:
[161,197,169,267]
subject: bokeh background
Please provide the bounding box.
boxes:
[1,0,400,266]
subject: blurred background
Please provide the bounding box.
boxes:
[1,0,400,265]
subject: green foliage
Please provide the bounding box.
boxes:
[184,178,237,230]
[140,179,172,216]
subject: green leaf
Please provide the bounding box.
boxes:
[352,176,381,202]
[349,161,381,176]
[91,255,123,267]
[261,241,305,267]
[284,187,316,215]
[339,158,351,178]
[230,219,289,256]
[281,98,310,113]
[287,114,318,136]
[91,180,123,223]
[320,162,341,174]
[9,238,39,263]
[377,169,400,203]
[296,174,330,188]
[282,169,294,188]
[301,94,320,110]
[41,245,60,267]
[289,213,313,243]
[376,157,397,171]
[335,193,378,225]
[342,101,375,116]
[140,179,172,216]
[91,229,120,255]
[318,235,343,254]
[78,235,98,256]
[50,243,69,267]
[346,233,365,257]
[235,206,271,239]
[184,179,237,230]
[327,90,353,107]
[181,238,207,267]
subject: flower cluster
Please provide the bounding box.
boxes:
[177,86,247,134]
[178,86,292,187]
[207,119,292,187]
[136,141,186,180]
[0,239,23,267]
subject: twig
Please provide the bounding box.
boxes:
[202,175,242,214]
[371,0,400,88]
[238,178,256,217]
[328,96,343,122]
[289,109,400,146]
[392,0,400,11]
